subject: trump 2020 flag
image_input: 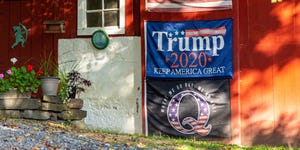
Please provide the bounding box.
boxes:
[145,79,231,139]
[145,19,233,79]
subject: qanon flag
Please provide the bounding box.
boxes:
[145,19,233,79]
[146,0,232,12]
[145,79,231,139]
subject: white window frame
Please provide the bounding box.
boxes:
[77,0,125,35]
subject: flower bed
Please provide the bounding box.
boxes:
[0,58,86,121]
[0,58,42,94]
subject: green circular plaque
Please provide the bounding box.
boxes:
[91,29,109,50]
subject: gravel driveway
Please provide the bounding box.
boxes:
[0,119,141,150]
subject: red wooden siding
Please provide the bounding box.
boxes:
[237,0,300,146]
[0,0,299,147]
[141,0,300,147]
[0,0,77,71]
[0,0,137,71]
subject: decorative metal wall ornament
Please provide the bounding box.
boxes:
[91,29,109,50]
[11,23,28,49]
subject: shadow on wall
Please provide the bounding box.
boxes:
[231,1,300,147]
[241,104,300,147]
[251,112,300,147]
[58,37,142,133]
[59,37,141,102]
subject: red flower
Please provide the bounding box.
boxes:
[27,65,33,71]
[37,70,43,76]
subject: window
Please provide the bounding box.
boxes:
[78,0,125,35]
[271,0,282,3]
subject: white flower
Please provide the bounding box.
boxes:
[10,57,17,64]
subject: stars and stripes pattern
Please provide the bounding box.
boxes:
[146,0,232,12]
[167,90,212,136]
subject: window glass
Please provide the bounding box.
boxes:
[78,0,125,35]
[104,0,118,9]
[104,11,119,26]
[87,12,102,27]
[87,0,102,10]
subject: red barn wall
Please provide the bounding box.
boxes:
[1,0,299,147]
[0,0,137,71]
[236,0,300,146]
[141,0,300,147]
[0,0,77,71]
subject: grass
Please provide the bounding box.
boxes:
[0,118,298,150]
[71,127,299,150]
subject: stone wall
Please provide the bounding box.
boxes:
[0,95,86,121]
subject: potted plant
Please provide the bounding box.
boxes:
[0,57,42,98]
[67,70,92,98]
[57,68,69,103]
[58,69,91,103]
[39,51,60,96]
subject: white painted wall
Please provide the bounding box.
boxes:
[58,37,142,134]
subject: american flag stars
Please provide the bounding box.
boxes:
[167,90,211,135]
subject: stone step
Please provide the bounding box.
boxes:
[42,95,63,104]
[0,110,22,118]
[23,110,51,120]
[41,103,67,112]
[0,99,40,110]
[58,109,87,120]
[67,99,83,109]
